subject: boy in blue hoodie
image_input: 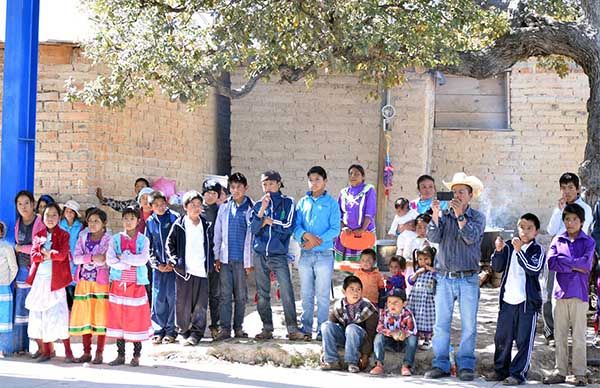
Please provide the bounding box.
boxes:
[145,191,179,345]
[295,166,341,340]
[251,170,306,341]
[486,213,545,386]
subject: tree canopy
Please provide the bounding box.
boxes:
[68,0,600,199]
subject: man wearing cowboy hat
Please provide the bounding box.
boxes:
[424,172,486,382]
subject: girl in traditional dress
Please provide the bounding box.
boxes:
[407,246,437,350]
[59,200,83,310]
[13,190,45,355]
[106,207,153,367]
[0,221,17,356]
[26,203,74,362]
[69,208,111,364]
[334,164,377,262]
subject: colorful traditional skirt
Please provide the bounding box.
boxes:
[69,280,109,336]
[13,266,31,352]
[25,276,69,342]
[0,284,14,353]
[106,281,153,341]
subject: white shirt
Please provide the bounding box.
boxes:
[503,242,532,305]
[184,216,207,278]
[396,230,417,257]
[546,197,593,236]
[388,215,402,235]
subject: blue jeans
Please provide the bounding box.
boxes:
[254,253,299,333]
[373,333,418,366]
[151,270,177,337]
[432,273,480,372]
[298,250,334,336]
[219,261,247,331]
[321,321,365,364]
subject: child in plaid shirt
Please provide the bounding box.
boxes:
[370,288,418,376]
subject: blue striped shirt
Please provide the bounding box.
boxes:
[427,206,486,273]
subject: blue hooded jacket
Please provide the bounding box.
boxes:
[250,191,295,257]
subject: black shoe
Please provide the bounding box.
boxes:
[543,374,565,385]
[485,371,507,382]
[459,369,475,381]
[424,368,450,379]
[503,376,523,386]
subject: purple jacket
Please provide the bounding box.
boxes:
[548,231,595,302]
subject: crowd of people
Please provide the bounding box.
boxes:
[0,166,598,386]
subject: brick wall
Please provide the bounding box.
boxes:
[230,73,382,207]
[0,44,221,231]
[430,60,588,230]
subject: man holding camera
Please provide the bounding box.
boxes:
[424,173,486,382]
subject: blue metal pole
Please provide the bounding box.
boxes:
[0,0,40,242]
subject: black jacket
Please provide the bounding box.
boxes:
[491,240,545,313]
[166,215,213,280]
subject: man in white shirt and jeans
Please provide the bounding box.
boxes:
[167,191,212,346]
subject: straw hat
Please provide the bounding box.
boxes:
[443,172,484,200]
[63,200,81,217]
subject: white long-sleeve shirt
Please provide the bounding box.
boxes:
[546,197,593,236]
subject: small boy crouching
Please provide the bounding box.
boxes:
[370,288,418,377]
[321,275,378,373]
[486,213,545,386]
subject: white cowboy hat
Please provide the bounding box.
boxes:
[443,172,484,200]
[63,200,81,217]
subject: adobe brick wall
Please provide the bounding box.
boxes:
[230,72,382,208]
[0,44,221,231]
[430,61,588,230]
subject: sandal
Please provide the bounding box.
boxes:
[370,364,384,375]
[151,335,164,345]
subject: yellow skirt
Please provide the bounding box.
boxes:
[69,280,109,336]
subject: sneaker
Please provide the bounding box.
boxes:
[574,375,587,386]
[254,330,273,340]
[320,360,341,371]
[401,365,412,376]
[543,374,566,385]
[234,329,249,338]
[184,336,199,346]
[593,336,600,349]
[370,364,384,375]
[162,335,176,344]
[503,376,523,386]
[348,364,360,373]
[419,340,431,351]
[210,327,219,339]
[485,371,507,382]
[424,368,450,379]
[151,335,164,345]
[214,330,232,341]
[458,369,475,381]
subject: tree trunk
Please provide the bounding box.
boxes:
[579,64,600,207]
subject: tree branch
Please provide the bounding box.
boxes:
[443,14,599,79]
[205,68,272,99]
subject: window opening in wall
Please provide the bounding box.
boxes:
[434,72,511,131]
